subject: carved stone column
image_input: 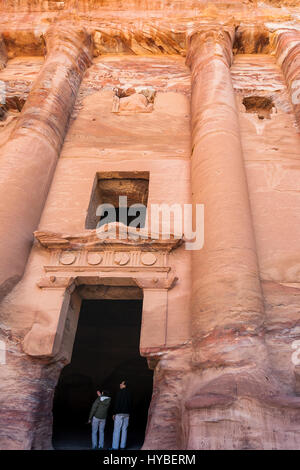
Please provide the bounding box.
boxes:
[183,27,295,450]
[0,24,92,299]
[186,28,265,367]
[183,27,300,450]
[272,29,300,129]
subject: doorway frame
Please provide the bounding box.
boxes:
[22,226,181,364]
[52,295,153,450]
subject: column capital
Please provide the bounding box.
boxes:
[272,27,300,43]
[186,27,235,71]
[44,23,92,71]
[272,28,300,130]
[271,28,300,70]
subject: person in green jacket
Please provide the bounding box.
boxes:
[88,390,111,449]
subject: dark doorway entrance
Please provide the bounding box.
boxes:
[52,299,153,449]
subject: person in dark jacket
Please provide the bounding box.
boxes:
[88,390,111,449]
[111,380,131,450]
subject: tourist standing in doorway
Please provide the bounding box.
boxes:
[88,389,111,449]
[111,380,131,450]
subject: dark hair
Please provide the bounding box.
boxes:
[120,379,127,386]
[102,390,110,396]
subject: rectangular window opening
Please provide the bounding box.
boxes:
[85,171,150,230]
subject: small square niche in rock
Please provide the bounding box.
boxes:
[112,85,156,114]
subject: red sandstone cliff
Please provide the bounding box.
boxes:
[0,0,300,450]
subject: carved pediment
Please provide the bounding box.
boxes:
[34,223,183,252]
[34,224,182,280]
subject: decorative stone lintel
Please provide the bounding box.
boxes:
[37,272,177,291]
[35,226,180,288]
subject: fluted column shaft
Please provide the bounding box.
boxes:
[0,24,92,298]
[186,29,265,367]
[273,29,300,129]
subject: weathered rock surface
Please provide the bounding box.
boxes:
[1,0,300,452]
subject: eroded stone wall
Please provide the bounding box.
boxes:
[1,0,300,451]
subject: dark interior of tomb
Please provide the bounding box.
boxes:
[99,207,146,228]
[52,299,153,450]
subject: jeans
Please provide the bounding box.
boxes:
[112,414,129,449]
[92,416,106,448]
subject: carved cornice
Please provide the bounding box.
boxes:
[34,226,183,252]
[2,19,296,60]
